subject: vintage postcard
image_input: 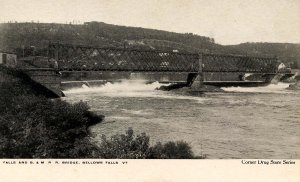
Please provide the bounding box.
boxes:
[0,0,299,181]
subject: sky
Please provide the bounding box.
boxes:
[1,0,300,45]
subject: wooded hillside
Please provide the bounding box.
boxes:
[0,22,299,68]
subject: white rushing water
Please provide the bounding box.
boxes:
[64,80,164,94]
[63,80,300,159]
[64,80,208,101]
[64,80,292,95]
[221,82,291,93]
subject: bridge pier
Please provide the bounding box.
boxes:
[190,74,205,90]
[186,73,198,86]
[22,68,64,97]
[188,53,204,91]
[198,53,204,87]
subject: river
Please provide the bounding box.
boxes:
[63,80,300,159]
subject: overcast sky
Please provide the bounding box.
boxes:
[1,0,300,45]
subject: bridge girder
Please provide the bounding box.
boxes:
[48,43,278,73]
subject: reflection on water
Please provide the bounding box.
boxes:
[63,80,300,159]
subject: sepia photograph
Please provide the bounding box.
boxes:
[0,0,299,181]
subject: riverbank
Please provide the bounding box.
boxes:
[0,65,104,158]
[0,66,200,159]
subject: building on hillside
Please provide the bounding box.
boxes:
[0,51,17,68]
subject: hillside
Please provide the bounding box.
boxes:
[224,43,300,68]
[0,22,218,54]
[0,22,299,68]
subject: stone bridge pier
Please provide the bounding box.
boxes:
[22,68,64,97]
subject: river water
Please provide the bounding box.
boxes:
[63,80,300,159]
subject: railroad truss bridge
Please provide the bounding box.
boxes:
[20,43,291,97]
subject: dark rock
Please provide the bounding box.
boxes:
[156,83,188,91]
[287,81,300,90]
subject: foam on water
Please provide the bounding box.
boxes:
[66,80,155,91]
[64,80,165,95]
[63,80,293,103]
[63,80,206,102]
[222,82,291,93]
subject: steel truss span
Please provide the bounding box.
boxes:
[48,43,278,73]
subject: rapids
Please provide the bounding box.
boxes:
[63,80,300,158]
